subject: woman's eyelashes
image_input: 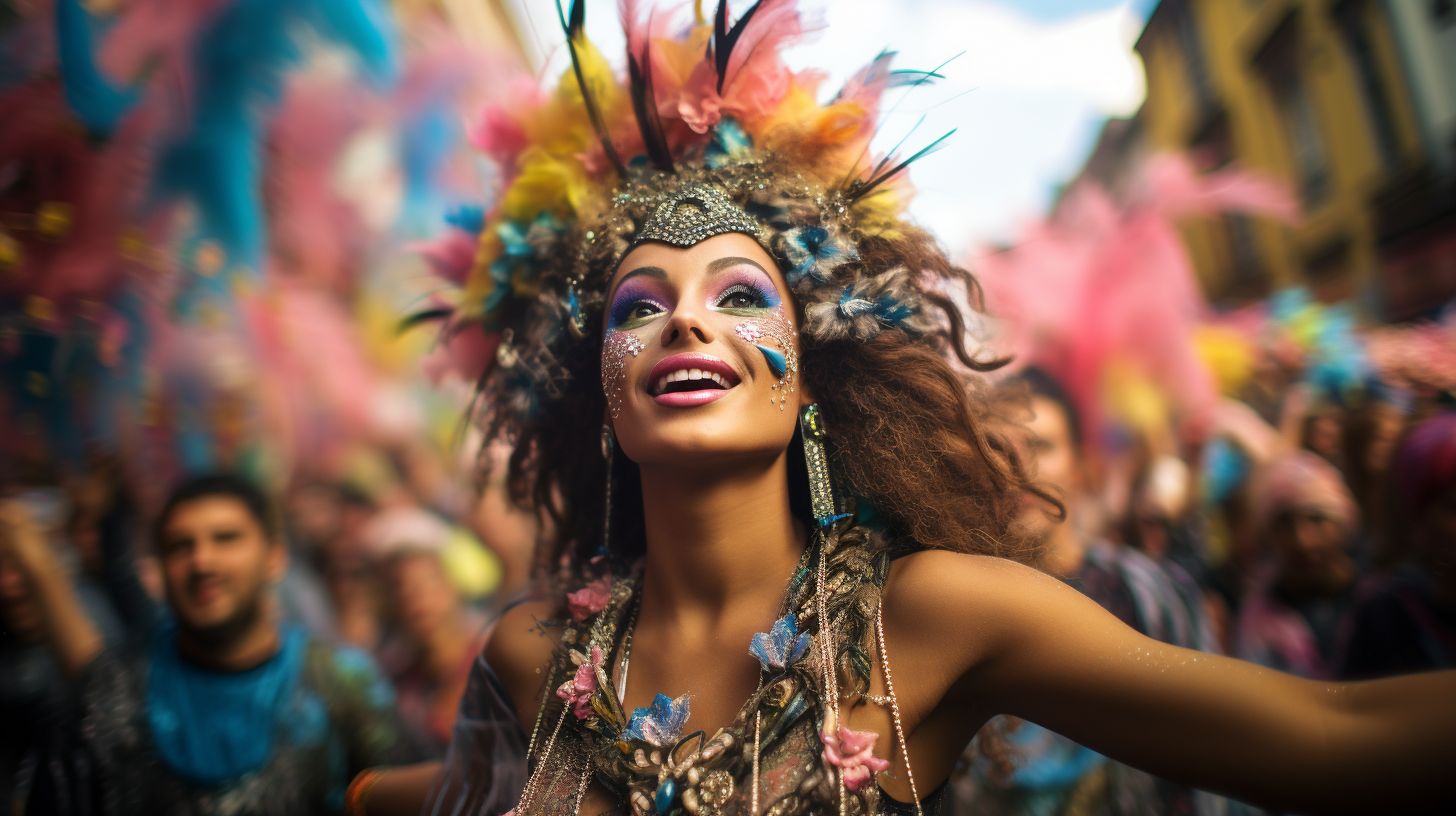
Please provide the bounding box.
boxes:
[714,283,772,310]
[608,284,669,330]
[607,272,780,328]
[712,271,780,312]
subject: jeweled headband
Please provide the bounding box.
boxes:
[628,182,765,254]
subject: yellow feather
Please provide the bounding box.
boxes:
[503,150,589,220]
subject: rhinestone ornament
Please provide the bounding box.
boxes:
[629,182,765,252]
[735,308,798,410]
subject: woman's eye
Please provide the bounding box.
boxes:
[628,302,661,321]
[717,286,768,310]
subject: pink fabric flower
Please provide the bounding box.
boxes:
[820,725,890,792]
[555,645,604,720]
[566,577,612,622]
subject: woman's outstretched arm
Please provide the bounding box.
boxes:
[890,551,1456,814]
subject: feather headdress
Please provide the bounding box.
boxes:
[414,0,951,416]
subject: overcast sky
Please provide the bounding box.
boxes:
[505,0,1155,255]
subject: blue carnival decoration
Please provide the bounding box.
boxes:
[782,225,859,287]
[623,693,692,748]
[750,614,811,673]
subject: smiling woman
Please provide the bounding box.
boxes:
[362,1,1456,815]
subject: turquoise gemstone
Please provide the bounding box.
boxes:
[654,778,677,813]
[756,344,787,377]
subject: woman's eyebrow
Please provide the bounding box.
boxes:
[706,256,767,276]
[610,265,668,298]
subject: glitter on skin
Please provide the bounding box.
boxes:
[735,308,798,410]
[602,331,645,418]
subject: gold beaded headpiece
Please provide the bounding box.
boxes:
[627,182,766,256]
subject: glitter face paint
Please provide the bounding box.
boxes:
[603,258,792,415]
[602,331,645,418]
[734,307,798,410]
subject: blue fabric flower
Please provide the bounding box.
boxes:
[782,225,859,287]
[749,614,811,673]
[622,693,692,747]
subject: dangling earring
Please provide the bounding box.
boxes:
[599,424,614,558]
[800,403,849,527]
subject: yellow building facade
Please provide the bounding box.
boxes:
[1134,0,1432,314]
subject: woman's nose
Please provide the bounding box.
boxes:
[660,304,716,347]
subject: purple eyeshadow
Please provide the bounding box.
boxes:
[608,279,670,328]
[712,267,780,307]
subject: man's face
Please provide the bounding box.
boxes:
[1271,504,1351,594]
[158,496,284,639]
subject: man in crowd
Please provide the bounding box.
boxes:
[1237,452,1358,678]
[365,506,488,757]
[0,473,409,814]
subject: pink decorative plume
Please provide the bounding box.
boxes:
[976,154,1297,444]
[676,0,804,133]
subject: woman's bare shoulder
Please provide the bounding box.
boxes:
[886,549,1057,612]
[484,597,563,717]
[883,550,1074,669]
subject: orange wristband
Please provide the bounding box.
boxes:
[345,768,384,816]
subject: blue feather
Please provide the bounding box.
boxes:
[755,344,787,377]
[152,0,399,277]
[55,0,140,133]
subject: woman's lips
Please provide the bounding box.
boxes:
[646,352,741,408]
[654,388,731,407]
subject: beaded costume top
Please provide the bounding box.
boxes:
[449,525,944,816]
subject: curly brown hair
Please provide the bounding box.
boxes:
[478,187,1056,578]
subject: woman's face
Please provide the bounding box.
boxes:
[602,233,804,467]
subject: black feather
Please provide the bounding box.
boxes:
[556,0,626,176]
[711,0,768,95]
[846,128,956,205]
[397,307,455,333]
[628,38,674,172]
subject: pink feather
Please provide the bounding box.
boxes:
[409,229,479,287]
[976,153,1297,445]
[266,76,378,294]
[676,0,806,133]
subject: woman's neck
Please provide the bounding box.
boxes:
[636,451,805,632]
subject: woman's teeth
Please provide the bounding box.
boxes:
[655,368,731,394]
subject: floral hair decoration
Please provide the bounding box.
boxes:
[412,0,952,424]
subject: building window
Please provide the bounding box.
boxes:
[1227,215,1268,296]
[1335,1,1401,171]
[1176,6,1215,110]
[1280,77,1331,203]
[1257,17,1332,205]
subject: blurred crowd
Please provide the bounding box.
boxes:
[0,437,538,812]
[951,360,1456,815]
[2,0,1454,813]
